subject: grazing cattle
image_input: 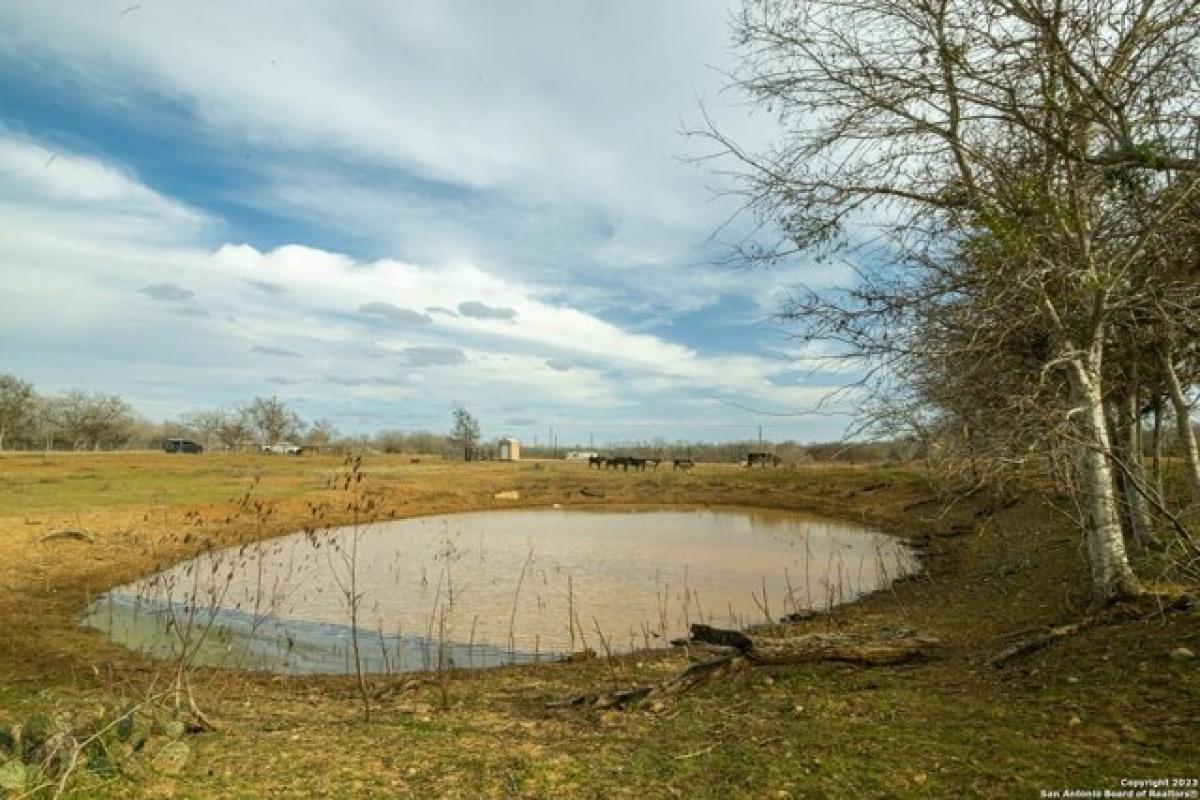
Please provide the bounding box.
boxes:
[746,452,781,468]
[601,455,663,472]
[672,458,694,471]
[588,455,608,470]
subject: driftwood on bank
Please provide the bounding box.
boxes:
[549,624,942,710]
[690,624,943,666]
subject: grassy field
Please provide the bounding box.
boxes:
[0,452,1196,798]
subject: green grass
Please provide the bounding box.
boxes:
[0,452,329,514]
[0,453,1196,798]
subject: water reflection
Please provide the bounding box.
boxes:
[82,507,919,674]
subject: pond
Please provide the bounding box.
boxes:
[82,507,920,674]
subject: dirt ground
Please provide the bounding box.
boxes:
[0,452,1196,798]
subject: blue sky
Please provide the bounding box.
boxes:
[0,1,858,445]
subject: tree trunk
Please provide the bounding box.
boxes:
[1106,397,1136,542]
[1118,392,1153,545]
[1151,396,1165,505]
[1160,348,1200,502]
[1067,359,1142,602]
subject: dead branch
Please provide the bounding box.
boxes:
[38,529,94,544]
[549,653,745,710]
[988,620,1098,667]
[185,677,219,731]
[990,593,1196,667]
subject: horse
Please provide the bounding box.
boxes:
[672,458,694,471]
[588,455,607,470]
[746,452,781,468]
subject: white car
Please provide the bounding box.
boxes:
[262,442,303,455]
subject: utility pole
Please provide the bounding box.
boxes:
[589,433,594,450]
[758,425,763,448]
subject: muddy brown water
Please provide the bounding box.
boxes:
[83,507,919,674]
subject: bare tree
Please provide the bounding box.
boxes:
[704,0,1200,602]
[184,406,258,451]
[244,396,303,446]
[42,390,136,451]
[0,374,36,450]
[305,418,339,447]
[183,408,226,449]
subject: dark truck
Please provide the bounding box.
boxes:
[163,438,204,454]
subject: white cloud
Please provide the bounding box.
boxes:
[0,131,211,242]
[0,1,796,319]
[0,0,883,441]
[0,3,739,209]
[0,132,855,437]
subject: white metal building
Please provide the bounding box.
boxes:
[499,437,521,461]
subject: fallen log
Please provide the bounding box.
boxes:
[549,625,941,711]
[691,624,942,666]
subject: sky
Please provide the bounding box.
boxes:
[0,1,858,446]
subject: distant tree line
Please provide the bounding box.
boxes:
[0,373,958,460]
[0,375,138,451]
[167,396,322,450]
[3,374,1197,478]
[0,377,335,453]
[0,378,465,458]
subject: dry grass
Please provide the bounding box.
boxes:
[0,452,1196,798]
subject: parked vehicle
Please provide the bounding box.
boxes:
[163,438,203,454]
[262,442,303,455]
